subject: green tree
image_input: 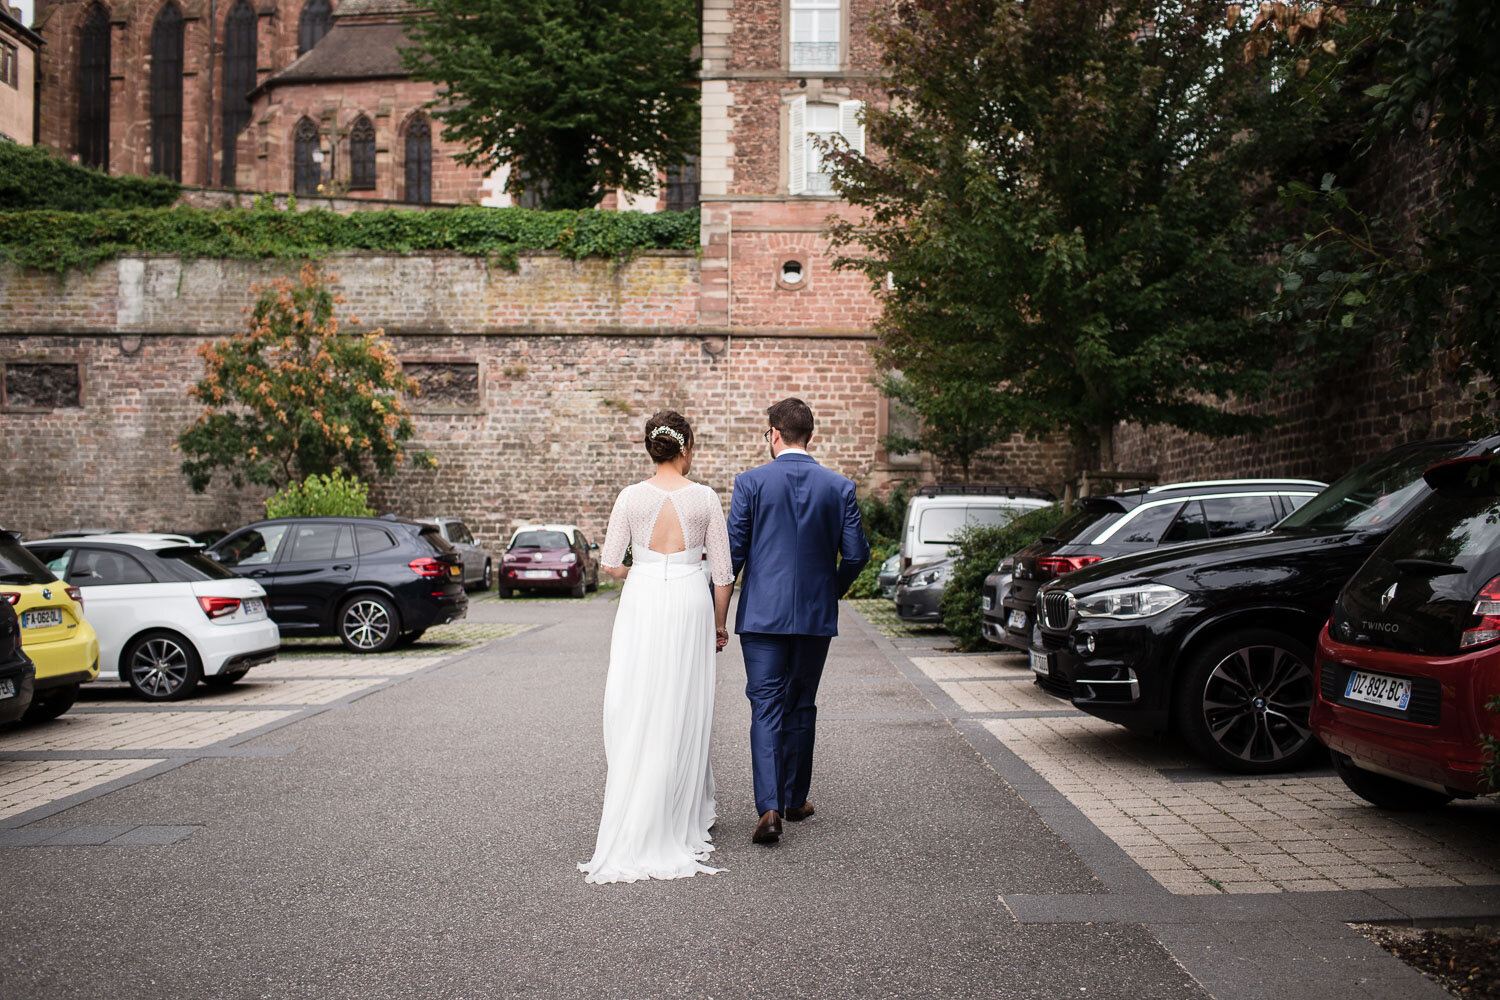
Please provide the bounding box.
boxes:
[263,470,376,519]
[401,0,700,210]
[880,371,1019,483]
[178,265,430,491]
[829,0,1321,470]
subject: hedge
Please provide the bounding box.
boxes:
[939,504,1074,651]
[0,142,181,212]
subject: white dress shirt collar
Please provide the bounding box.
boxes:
[777,447,811,458]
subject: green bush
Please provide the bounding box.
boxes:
[845,483,913,599]
[0,143,181,211]
[263,470,375,519]
[939,503,1073,651]
[0,202,701,274]
[1483,695,1499,794]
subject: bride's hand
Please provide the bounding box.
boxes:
[715,627,729,652]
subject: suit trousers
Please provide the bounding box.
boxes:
[740,632,833,816]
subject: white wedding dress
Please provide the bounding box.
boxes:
[578,480,736,884]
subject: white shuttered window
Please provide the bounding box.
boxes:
[788,97,864,195]
[790,0,840,71]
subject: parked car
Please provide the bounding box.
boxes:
[0,598,36,725]
[899,484,1055,573]
[0,530,98,722]
[418,517,493,591]
[499,524,600,599]
[1311,454,1500,808]
[986,479,1325,649]
[207,517,467,653]
[877,552,901,599]
[25,534,279,701]
[1030,435,1500,773]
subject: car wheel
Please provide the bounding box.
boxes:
[124,632,203,702]
[1332,753,1454,810]
[1173,628,1320,774]
[482,560,493,590]
[203,669,249,688]
[21,682,79,723]
[339,595,400,654]
[497,585,512,600]
[571,580,587,599]
[395,629,427,647]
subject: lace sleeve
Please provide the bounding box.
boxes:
[600,488,631,569]
[703,486,735,586]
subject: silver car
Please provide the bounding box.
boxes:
[420,517,493,591]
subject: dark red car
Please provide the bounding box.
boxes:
[1312,454,1500,808]
[498,524,600,599]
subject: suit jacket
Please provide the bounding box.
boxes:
[728,452,870,636]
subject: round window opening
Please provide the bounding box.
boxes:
[780,259,805,287]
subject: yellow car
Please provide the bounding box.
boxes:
[0,531,98,722]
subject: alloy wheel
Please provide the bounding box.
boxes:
[342,599,393,651]
[130,638,191,698]
[1199,644,1315,765]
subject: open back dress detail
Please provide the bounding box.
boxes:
[578,481,735,884]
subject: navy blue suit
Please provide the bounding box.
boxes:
[728,451,869,815]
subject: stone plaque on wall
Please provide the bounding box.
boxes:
[1,363,83,410]
[403,361,481,413]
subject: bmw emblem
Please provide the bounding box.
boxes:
[41,588,52,601]
[1379,581,1397,611]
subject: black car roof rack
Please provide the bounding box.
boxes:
[914,483,1057,501]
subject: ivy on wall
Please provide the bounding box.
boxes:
[0,202,701,274]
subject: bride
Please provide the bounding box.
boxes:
[578,410,736,884]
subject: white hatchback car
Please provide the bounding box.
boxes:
[25,534,281,701]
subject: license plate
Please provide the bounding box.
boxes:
[0,679,14,700]
[1030,648,1052,676]
[982,596,992,611]
[449,565,461,577]
[1344,669,1412,711]
[21,608,62,629]
[1008,609,1028,630]
[242,598,264,616]
[521,570,553,580]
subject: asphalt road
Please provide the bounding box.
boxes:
[0,592,1210,999]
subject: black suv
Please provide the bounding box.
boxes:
[1031,436,1500,773]
[985,479,1324,650]
[208,517,467,653]
[0,599,34,724]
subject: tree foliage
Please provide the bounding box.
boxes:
[829,0,1327,468]
[401,0,700,209]
[0,142,180,211]
[880,372,1021,482]
[178,265,431,492]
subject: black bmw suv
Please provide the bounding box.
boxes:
[1031,435,1500,773]
[986,479,1324,650]
[208,517,467,653]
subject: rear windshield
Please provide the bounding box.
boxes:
[511,530,570,550]
[157,546,239,581]
[1279,441,1472,532]
[1376,485,1500,590]
[1050,508,1112,544]
[0,537,57,586]
[419,526,456,555]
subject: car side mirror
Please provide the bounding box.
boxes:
[204,550,221,562]
[589,542,599,551]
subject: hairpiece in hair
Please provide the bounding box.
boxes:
[649,426,686,448]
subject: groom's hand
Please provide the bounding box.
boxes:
[716,627,729,652]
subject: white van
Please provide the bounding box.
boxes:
[900,485,1055,571]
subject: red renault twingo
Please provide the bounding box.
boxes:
[1312,454,1500,808]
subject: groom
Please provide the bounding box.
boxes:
[728,398,870,844]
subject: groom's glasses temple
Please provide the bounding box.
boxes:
[763,429,773,442]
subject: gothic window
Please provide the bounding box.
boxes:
[149,2,184,181]
[293,117,321,194]
[76,4,111,169]
[298,0,332,55]
[349,114,375,190]
[404,115,431,204]
[664,154,699,211]
[221,0,257,186]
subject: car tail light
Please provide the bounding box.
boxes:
[198,596,242,620]
[0,592,18,606]
[409,557,447,578]
[66,586,84,613]
[1461,575,1500,648]
[1037,555,1103,579]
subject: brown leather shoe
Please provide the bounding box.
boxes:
[784,801,815,822]
[752,810,782,844]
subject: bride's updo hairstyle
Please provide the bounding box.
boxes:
[644,410,694,463]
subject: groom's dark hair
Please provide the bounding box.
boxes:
[768,398,814,446]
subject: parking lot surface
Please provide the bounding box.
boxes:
[0,591,1493,999]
